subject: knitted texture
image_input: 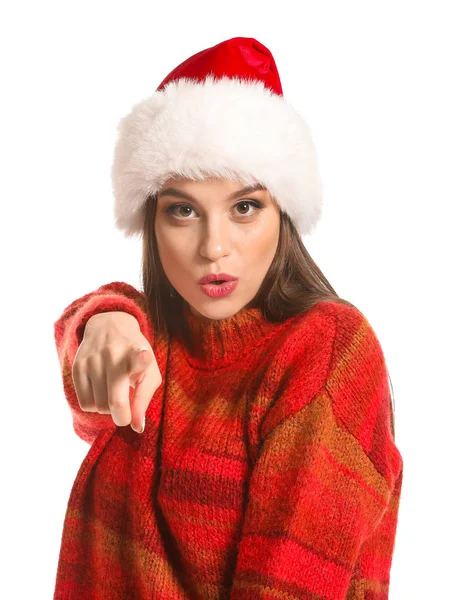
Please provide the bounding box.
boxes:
[53,282,403,599]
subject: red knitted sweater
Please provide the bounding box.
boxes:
[53,281,403,599]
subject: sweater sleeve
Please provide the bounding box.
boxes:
[229,304,403,599]
[53,281,157,445]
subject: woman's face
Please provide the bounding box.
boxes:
[154,176,281,320]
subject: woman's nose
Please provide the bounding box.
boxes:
[199,221,231,260]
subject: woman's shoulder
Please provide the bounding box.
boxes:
[281,298,363,339]
[276,299,385,373]
[299,298,368,328]
[261,299,391,442]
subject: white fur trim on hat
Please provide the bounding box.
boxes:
[111,75,323,238]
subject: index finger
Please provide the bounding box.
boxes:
[129,361,161,433]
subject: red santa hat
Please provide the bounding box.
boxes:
[111,36,323,238]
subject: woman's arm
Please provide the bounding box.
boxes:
[229,305,403,599]
[53,281,156,445]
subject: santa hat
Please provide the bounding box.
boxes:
[111,36,323,238]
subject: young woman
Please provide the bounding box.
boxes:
[53,37,403,599]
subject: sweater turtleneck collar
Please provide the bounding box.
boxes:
[177,300,292,369]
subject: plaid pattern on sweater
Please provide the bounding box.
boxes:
[53,281,403,599]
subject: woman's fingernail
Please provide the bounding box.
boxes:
[139,416,146,434]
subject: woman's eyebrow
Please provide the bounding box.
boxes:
[157,183,267,203]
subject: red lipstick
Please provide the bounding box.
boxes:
[197,272,239,298]
[197,272,238,285]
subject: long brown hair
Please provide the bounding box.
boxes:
[140,191,396,435]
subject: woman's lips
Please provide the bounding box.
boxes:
[197,273,238,284]
[199,279,239,298]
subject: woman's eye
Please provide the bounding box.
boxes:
[164,200,264,220]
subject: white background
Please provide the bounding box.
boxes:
[2,1,463,597]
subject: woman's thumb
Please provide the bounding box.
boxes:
[136,346,150,361]
[129,346,150,375]
[137,346,150,358]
